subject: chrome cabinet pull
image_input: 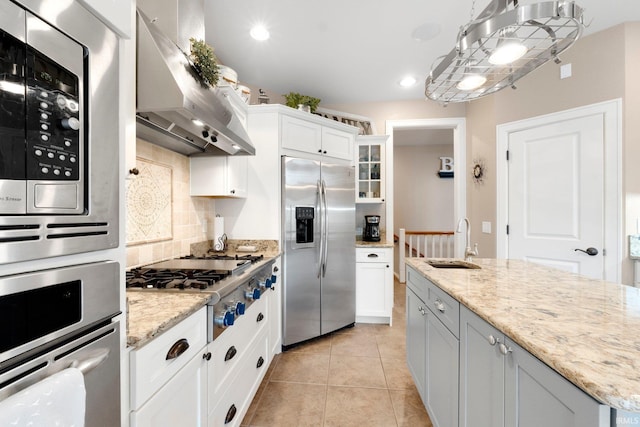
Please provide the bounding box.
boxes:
[165,338,189,360]
[499,342,513,355]
[434,299,446,313]
[488,335,500,346]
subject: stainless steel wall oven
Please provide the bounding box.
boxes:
[0,262,121,426]
[0,0,120,264]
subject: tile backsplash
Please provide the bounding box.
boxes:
[126,139,215,268]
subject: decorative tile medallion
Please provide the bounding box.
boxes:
[126,158,172,245]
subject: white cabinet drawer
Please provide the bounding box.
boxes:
[208,332,269,427]
[208,296,268,400]
[356,248,391,263]
[130,307,207,409]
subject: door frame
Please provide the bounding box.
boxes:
[386,118,467,258]
[496,99,622,282]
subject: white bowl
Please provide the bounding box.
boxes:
[217,65,238,88]
[236,85,251,104]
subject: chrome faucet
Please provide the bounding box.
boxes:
[457,218,478,261]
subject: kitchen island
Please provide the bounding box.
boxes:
[406,257,640,423]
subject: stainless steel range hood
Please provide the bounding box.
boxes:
[136,9,255,156]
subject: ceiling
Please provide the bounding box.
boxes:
[204,0,640,105]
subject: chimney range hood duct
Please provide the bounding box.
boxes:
[136,9,255,156]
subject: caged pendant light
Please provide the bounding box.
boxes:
[425,0,585,103]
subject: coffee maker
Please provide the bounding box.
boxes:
[363,215,381,242]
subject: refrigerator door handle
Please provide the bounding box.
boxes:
[321,179,329,277]
[317,179,324,279]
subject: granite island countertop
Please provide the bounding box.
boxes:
[127,252,281,349]
[406,257,640,412]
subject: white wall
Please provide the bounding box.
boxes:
[394,144,454,234]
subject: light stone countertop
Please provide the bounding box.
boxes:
[355,232,394,248]
[406,257,640,412]
[126,292,212,348]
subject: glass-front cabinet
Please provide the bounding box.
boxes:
[356,135,388,203]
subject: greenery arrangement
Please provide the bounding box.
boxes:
[189,38,219,87]
[283,92,321,113]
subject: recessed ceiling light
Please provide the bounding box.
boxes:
[411,22,441,42]
[399,76,417,87]
[250,25,270,41]
[192,119,204,127]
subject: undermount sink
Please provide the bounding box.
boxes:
[425,260,481,269]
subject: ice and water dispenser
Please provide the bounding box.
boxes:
[295,206,315,244]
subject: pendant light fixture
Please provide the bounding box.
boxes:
[425,0,585,103]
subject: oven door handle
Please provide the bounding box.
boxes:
[69,348,110,375]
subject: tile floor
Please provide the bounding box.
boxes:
[241,279,433,427]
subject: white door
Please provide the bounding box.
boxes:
[507,114,604,279]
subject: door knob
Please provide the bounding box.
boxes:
[574,247,598,256]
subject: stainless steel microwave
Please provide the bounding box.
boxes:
[0,0,120,264]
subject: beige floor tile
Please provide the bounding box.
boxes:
[287,335,332,355]
[248,382,327,427]
[376,335,407,359]
[324,386,397,427]
[244,277,435,427]
[381,358,415,390]
[270,352,330,384]
[328,355,387,388]
[331,331,380,357]
[389,387,433,427]
[336,322,380,336]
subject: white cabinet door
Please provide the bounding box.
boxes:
[281,114,355,161]
[406,287,427,401]
[131,349,207,427]
[226,156,248,198]
[281,115,322,155]
[356,135,387,203]
[190,156,247,198]
[322,126,354,161]
[356,248,393,324]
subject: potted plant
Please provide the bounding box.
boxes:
[189,37,219,87]
[283,92,321,113]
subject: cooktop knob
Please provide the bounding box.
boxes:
[271,274,277,284]
[264,278,272,289]
[235,301,246,315]
[245,287,261,301]
[215,310,235,327]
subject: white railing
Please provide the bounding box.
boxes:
[398,228,455,283]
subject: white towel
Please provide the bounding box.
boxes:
[0,367,86,427]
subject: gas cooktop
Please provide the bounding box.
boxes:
[125,253,266,291]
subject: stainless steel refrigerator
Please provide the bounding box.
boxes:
[282,156,355,348]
